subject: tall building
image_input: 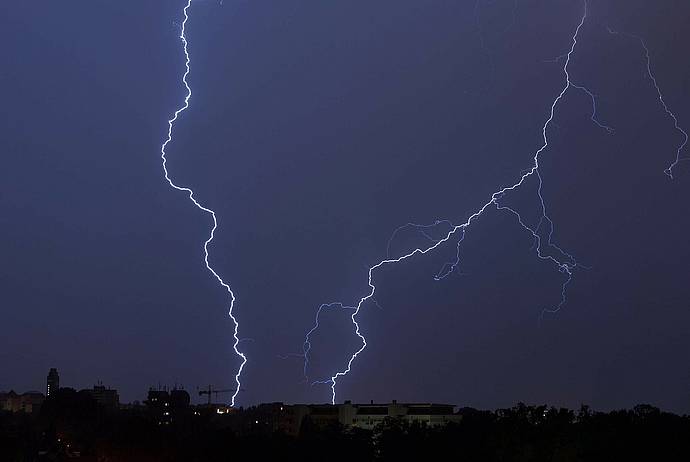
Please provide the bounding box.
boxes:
[46,368,59,397]
[146,387,190,424]
[82,384,119,410]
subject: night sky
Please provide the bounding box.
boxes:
[2,0,689,412]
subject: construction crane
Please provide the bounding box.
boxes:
[198,385,236,406]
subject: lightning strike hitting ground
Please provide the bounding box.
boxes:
[303,0,616,405]
[160,0,246,406]
[158,1,685,407]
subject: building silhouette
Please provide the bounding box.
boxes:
[82,383,120,411]
[146,387,191,424]
[46,368,59,397]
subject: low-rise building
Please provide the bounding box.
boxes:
[340,400,459,429]
[0,390,45,413]
[251,400,459,434]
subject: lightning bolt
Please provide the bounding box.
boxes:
[301,302,357,384]
[303,0,617,405]
[606,27,688,178]
[160,0,246,406]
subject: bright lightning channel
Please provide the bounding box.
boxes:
[160,0,246,406]
[304,0,612,405]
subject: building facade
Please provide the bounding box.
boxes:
[342,401,459,429]
[0,391,45,413]
[252,401,460,435]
